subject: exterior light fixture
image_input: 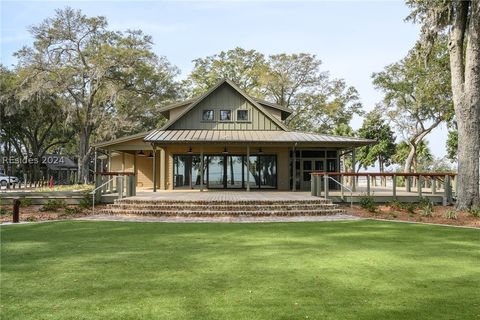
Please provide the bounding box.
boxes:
[258,148,263,154]
[138,150,146,156]
[222,147,229,154]
[187,147,193,154]
[148,151,154,158]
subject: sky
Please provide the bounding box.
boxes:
[0,0,450,159]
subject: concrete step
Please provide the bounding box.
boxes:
[114,199,332,206]
[99,208,346,217]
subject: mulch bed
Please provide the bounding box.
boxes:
[0,204,101,223]
[344,204,480,228]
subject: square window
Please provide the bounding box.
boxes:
[202,110,214,121]
[237,109,249,121]
[220,110,231,121]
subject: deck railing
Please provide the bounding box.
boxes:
[310,172,457,205]
[94,172,136,200]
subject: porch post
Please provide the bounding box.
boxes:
[108,150,113,192]
[351,148,356,192]
[292,143,297,192]
[121,152,125,172]
[200,147,204,192]
[133,152,137,191]
[160,147,166,190]
[246,145,250,192]
[152,144,157,192]
[94,147,98,187]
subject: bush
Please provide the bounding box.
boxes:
[0,207,9,216]
[39,199,66,212]
[359,196,377,213]
[79,192,93,209]
[20,198,33,207]
[403,202,417,214]
[62,206,84,216]
[419,198,433,217]
[467,206,480,218]
[443,210,458,220]
[387,200,403,210]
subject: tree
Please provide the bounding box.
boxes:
[372,39,453,175]
[187,49,363,134]
[407,0,480,209]
[446,128,458,163]
[0,66,73,182]
[393,140,433,173]
[187,47,267,97]
[356,111,396,185]
[14,8,179,183]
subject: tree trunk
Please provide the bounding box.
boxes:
[78,129,91,184]
[449,0,480,209]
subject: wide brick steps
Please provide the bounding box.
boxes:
[99,198,345,217]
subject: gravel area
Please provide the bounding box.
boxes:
[76,214,362,223]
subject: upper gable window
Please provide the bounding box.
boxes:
[237,109,249,121]
[220,110,231,121]
[202,110,214,121]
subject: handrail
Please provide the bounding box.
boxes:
[311,172,456,177]
[89,176,121,212]
[327,175,353,208]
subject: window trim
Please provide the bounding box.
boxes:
[202,109,215,122]
[236,109,249,122]
[219,109,232,122]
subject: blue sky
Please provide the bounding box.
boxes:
[0,0,449,159]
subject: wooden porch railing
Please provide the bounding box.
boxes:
[310,172,457,205]
[95,172,136,200]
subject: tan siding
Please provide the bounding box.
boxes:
[170,84,281,131]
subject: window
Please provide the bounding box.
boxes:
[237,109,249,121]
[202,110,214,121]
[220,110,231,121]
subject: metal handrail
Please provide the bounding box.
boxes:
[89,176,122,213]
[327,175,353,208]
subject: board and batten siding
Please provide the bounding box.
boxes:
[170,84,282,131]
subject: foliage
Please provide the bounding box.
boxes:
[14,7,180,182]
[419,198,433,217]
[187,49,363,134]
[356,111,396,171]
[372,38,453,173]
[20,198,33,207]
[446,129,458,163]
[443,210,458,220]
[393,140,433,172]
[79,192,93,209]
[39,199,66,212]
[359,195,377,213]
[403,202,418,214]
[467,207,480,218]
[62,206,84,216]
[0,207,9,216]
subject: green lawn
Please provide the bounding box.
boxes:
[1,220,479,320]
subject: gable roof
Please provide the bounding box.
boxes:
[160,79,289,131]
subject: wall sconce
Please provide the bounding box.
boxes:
[147,151,154,158]
[258,148,263,154]
[222,147,229,154]
[138,150,146,156]
[187,147,193,154]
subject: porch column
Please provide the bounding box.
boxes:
[246,145,250,192]
[94,147,98,187]
[133,152,137,191]
[160,147,166,190]
[108,150,113,192]
[351,148,356,192]
[121,152,125,172]
[200,147,204,192]
[152,144,157,192]
[292,143,297,192]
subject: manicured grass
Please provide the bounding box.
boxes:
[1,220,479,320]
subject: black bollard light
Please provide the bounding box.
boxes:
[13,198,20,223]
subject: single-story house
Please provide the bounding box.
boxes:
[93,79,374,191]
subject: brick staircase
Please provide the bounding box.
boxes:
[99,198,345,217]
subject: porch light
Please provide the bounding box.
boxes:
[258,148,263,154]
[222,147,229,154]
[138,150,146,156]
[147,151,154,158]
[187,147,193,154]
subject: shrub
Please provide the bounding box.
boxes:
[20,198,33,207]
[387,200,402,210]
[0,207,9,216]
[443,210,458,220]
[359,196,377,213]
[63,206,84,216]
[402,202,417,214]
[79,192,93,209]
[39,199,66,212]
[467,206,480,218]
[419,198,433,217]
